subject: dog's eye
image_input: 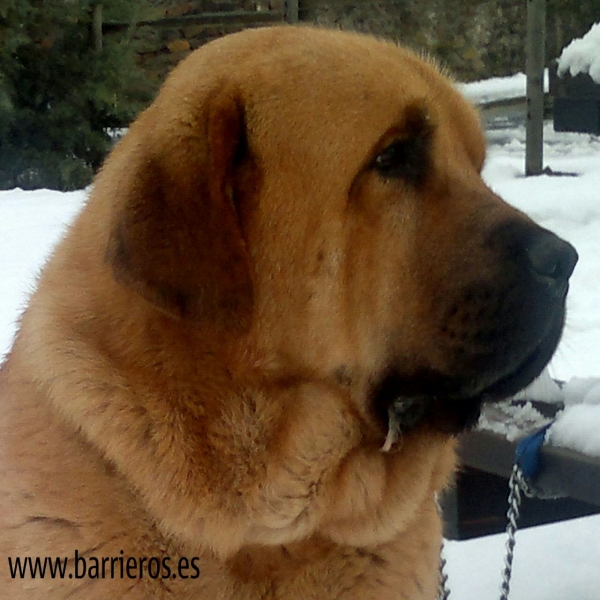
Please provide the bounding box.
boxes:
[371,134,431,187]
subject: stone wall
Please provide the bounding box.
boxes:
[124,0,600,85]
[300,0,600,81]
[127,1,285,90]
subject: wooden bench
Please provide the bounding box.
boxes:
[442,407,600,540]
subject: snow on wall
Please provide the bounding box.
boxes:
[557,22,600,84]
[459,71,549,105]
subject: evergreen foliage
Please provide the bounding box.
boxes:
[0,1,150,190]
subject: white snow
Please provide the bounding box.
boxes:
[459,70,549,105]
[1,71,600,600]
[562,376,600,406]
[547,404,600,456]
[546,373,600,455]
[444,514,600,600]
[514,369,563,404]
[477,400,553,443]
[0,188,86,363]
[557,21,600,84]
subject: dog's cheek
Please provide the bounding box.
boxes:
[346,188,430,361]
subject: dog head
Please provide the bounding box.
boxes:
[104,26,577,438]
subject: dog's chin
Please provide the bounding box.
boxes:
[372,311,565,436]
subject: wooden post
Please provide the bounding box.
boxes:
[285,0,299,23]
[92,3,103,53]
[525,0,546,176]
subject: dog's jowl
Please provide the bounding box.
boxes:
[0,26,576,600]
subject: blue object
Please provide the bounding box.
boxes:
[515,423,553,480]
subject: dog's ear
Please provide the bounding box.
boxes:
[105,88,253,331]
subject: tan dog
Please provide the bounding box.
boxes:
[0,26,577,599]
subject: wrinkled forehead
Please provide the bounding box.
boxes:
[236,32,485,175]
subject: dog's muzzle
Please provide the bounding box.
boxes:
[375,222,578,445]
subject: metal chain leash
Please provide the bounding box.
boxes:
[436,422,552,600]
[436,463,529,600]
[437,542,451,600]
[435,493,451,600]
[499,464,528,600]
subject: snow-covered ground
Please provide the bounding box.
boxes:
[459,70,549,105]
[0,188,85,361]
[444,513,600,600]
[1,75,600,598]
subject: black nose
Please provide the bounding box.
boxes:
[526,231,578,293]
